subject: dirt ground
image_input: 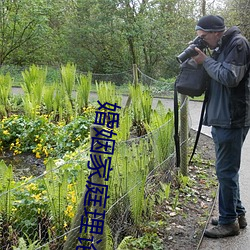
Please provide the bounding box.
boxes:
[159,130,217,250]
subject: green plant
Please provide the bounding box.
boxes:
[96,81,122,106]
[12,177,49,241]
[0,73,12,117]
[159,182,171,202]
[12,233,48,250]
[172,190,180,210]
[43,159,69,229]
[145,100,174,164]
[117,233,163,250]
[0,161,14,222]
[115,109,132,142]
[0,112,94,158]
[21,65,47,118]
[178,172,193,189]
[76,72,92,110]
[51,81,74,122]
[60,62,76,102]
[109,139,152,227]
[43,84,56,114]
[129,83,152,126]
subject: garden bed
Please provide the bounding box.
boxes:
[117,130,217,250]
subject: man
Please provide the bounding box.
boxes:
[192,15,250,238]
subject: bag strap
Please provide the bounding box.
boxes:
[174,80,180,168]
[174,80,208,168]
[188,91,208,164]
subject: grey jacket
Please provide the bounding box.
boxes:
[203,26,250,128]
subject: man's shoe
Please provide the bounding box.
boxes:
[238,215,248,228]
[211,214,247,229]
[204,222,240,238]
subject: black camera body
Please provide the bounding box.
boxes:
[176,36,208,63]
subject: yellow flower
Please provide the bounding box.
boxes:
[3,130,9,135]
[71,195,76,204]
[32,193,42,201]
[43,147,49,157]
[12,207,17,212]
[14,149,22,155]
[36,152,41,159]
[64,205,74,218]
[26,183,37,191]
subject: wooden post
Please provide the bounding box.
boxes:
[63,183,91,250]
[180,94,188,176]
[90,124,106,249]
[63,124,106,250]
[125,64,138,110]
[133,64,138,86]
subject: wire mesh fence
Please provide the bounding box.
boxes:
[0,66,190,249]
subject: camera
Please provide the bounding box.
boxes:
[176,36,208,64]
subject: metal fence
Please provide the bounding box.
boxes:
[0,66,189,249]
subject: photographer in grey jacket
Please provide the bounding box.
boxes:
[192,15,250,238]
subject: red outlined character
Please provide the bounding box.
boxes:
[88,154,113,181]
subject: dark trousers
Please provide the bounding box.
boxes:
[211,126,249,225]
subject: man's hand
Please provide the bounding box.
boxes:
[192,47,207,64]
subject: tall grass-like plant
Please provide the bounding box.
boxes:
[52,82,73,122]
[0,73,12,117]
[109,138,152,225]
[21,65,47,118]
[96,81,122,106]
[76,72,92,112]
[129,83,152,128]
[115,109,132,142]
[43,159,68,230]
[141,89,153,124]
[0,161,14,222]
[61,63,76,102]
[129,84,142,125]
[145,100,174,164]
[43,84,55,114]
[127,140,150,225]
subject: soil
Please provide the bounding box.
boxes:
[0,152,45,180]
[159,130,217,250]
[117,130,217,250]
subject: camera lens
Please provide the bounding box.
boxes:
[176,45,198,63]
